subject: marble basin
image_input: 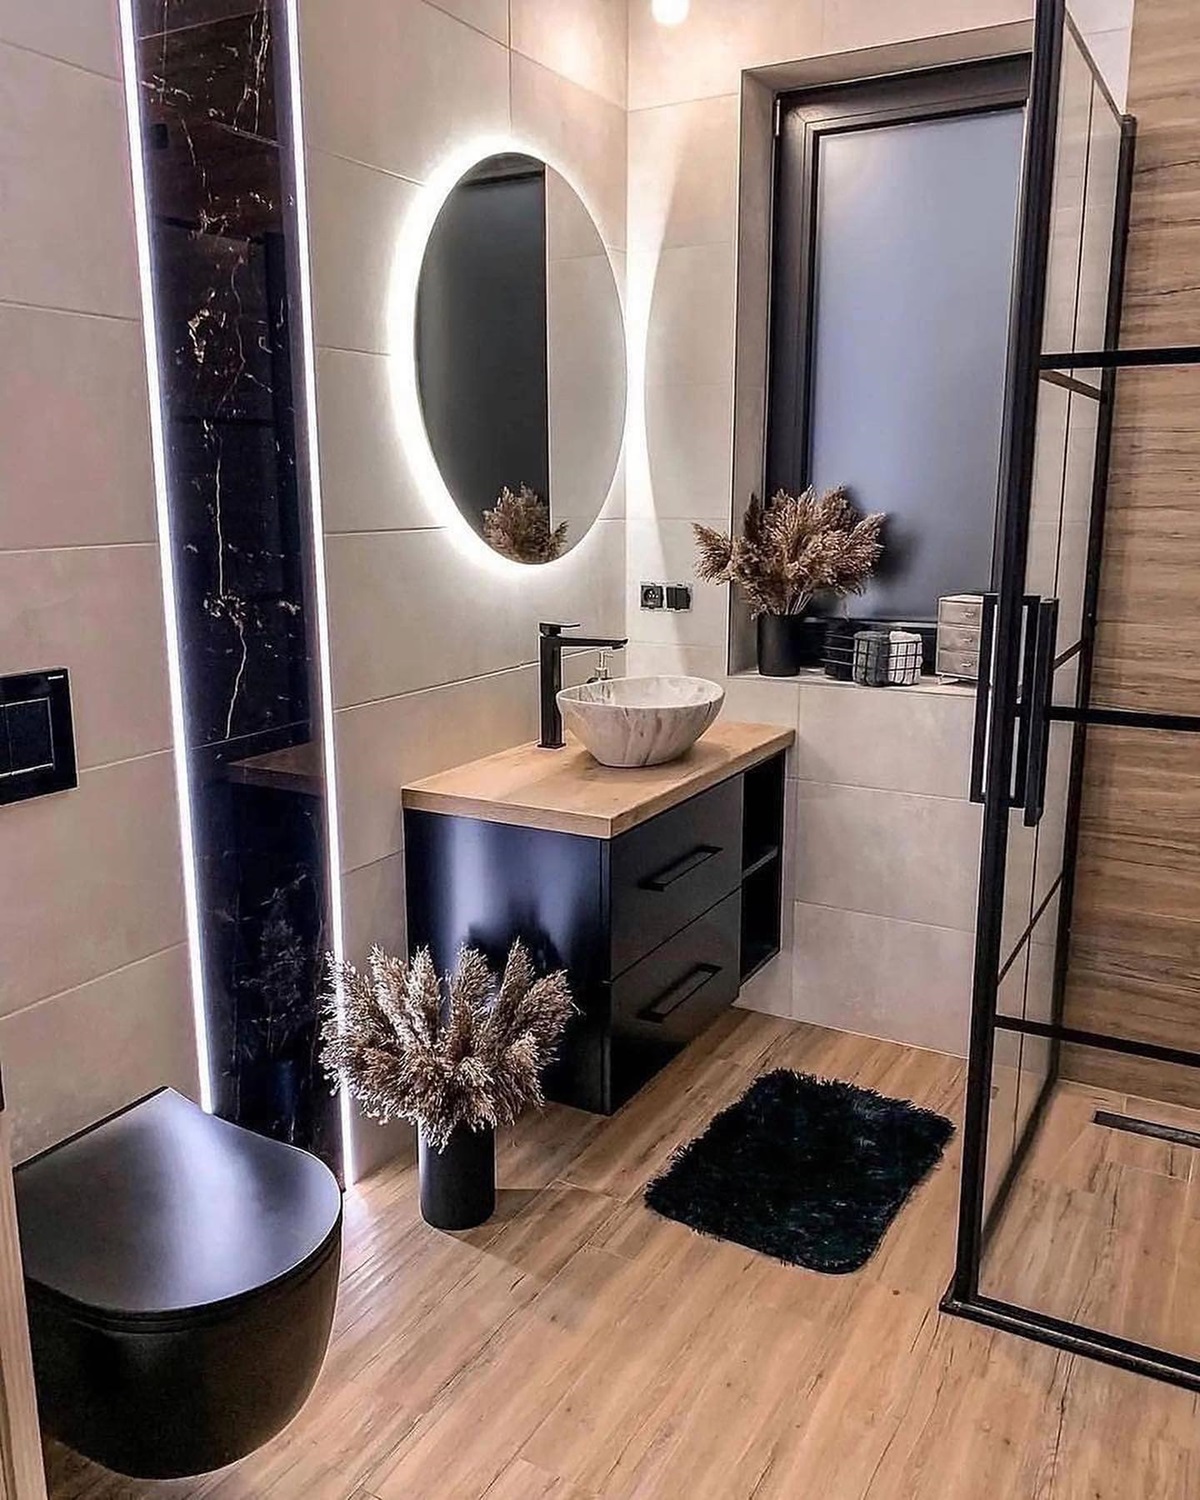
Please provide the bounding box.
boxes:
[557,676,725,768]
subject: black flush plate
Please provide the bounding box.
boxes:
[0,669,77,805]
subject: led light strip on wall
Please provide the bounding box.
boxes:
[280,0,355,1186]
[118,0,354,1183]
[117,0,214,1114]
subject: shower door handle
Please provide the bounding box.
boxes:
[1010,595,1042,809]
[1022,598,1059,827]
[968,594,998,804]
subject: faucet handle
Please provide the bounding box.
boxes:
[540,621,581,637]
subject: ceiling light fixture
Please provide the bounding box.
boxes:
[651,0,689,24]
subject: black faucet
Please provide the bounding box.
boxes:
[539,622,628,749]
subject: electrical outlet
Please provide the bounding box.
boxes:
[665,583,692,611]
[640,582,665,610]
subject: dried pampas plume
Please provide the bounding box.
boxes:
[694,487,884,618]
[320,941,574,1150]
[482,484,569,564]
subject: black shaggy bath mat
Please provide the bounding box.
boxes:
[644,1069,954,1274]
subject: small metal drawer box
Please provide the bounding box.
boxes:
[936,595,984,681]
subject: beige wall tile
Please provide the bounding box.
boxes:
[308,151,417,356]
[0,543,171,770]
[511,0,627,108]
[335,666,542,871]
[0,304,157,550]
[793,902,973,1054]
[327,520,623,710]
[1,945,198,1164]
[625,517,727,651]
[317,348,440,534]
[623,641,725,679]
[0,41,139,317]
[721,673,801,730]
[511,52,627,251]
[343,853,408,960]
[429,0,509,45]
[0,751,185,1018]
[628,0,822,110]
[300,0,509,181]
[627,93,738,254]
[0,0,120,79]
[641,380,734,521]
[793,781,983,932]
[821,0,1032,58]
[640,241,735,388]
[794,681,976,799]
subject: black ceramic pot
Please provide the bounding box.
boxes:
[418,1123,496,1231]
[757,614,827,677]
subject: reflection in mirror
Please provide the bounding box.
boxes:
[416,152,625,564]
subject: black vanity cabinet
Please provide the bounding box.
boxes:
[403,729,790,1114]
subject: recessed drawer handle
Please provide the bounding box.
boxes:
[638,962,722,1023]
[639,844,722,892]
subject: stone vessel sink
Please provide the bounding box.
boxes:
[557,676,725,768]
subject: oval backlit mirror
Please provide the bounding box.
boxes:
[416,152,625,563]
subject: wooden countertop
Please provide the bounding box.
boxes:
[401,721,794,839]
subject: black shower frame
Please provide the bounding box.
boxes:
[943,0,1200,1393]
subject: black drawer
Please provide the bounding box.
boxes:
[609,777,742,976]
[609,889,741,1108]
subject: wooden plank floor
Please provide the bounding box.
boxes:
[44,1013,1200,1500]
[983,1079,1200,1364]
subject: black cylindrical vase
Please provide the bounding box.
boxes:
[418,1124,496,1231]
[757,614,826,676]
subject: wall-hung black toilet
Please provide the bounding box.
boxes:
[14,1088,342,1479]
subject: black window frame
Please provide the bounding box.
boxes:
[765,56,1032,613]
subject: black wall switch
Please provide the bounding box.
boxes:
[665,583,692,611]
[0,669,77,806]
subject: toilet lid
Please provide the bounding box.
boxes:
[15,1089,342,1319]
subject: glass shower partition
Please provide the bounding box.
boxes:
[943,0,1200,1391]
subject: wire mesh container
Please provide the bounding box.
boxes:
[887,630,923,686]
[852,630,892,685]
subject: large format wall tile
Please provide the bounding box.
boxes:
[511,0,626,109]
[511,52,627,252]
[0,945,197,1164]
[316,347,440,534]
[794,681,976,800]
[0,41,139,317]
[0,304,157,550]
[627,94,739,255]
[336,650,601,873]
[431,0,509,45]
[627,0,823,110]
[793,781,983,933]
[335,666,541,871]
[793,902,974,1054]
[308,151,418,356]
[640,241,736,389]
[0,752,185,1019]
[641,381,735,522]
[625,517,728,651]
[326,520,623,709]
[821,0,1032,57]
[299,0,509,182]
[0,0,120,78]
[0,543,172,770]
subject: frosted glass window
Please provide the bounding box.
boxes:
[807,108,1025,620]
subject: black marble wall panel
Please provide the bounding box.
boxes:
[133,0,339,1173]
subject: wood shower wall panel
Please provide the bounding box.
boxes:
[1062,0,1200,1094]
[1092,367,1200,714]
[1117,0,1200,349]
[1067,728,1200,1057]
